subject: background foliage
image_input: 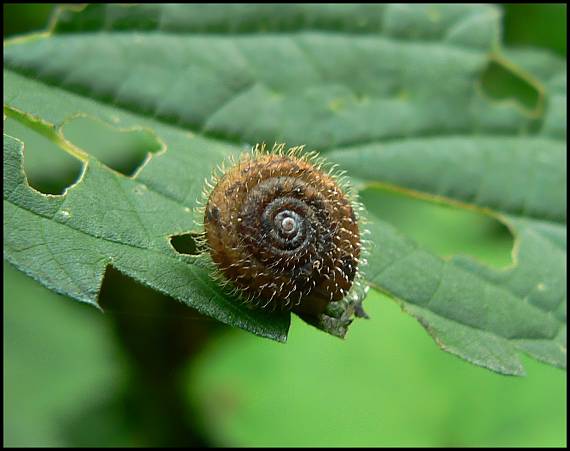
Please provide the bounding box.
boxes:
[3,3,566,447]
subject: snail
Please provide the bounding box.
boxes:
[197,143,366,319]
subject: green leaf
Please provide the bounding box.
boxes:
[3,119,289,343]
[323,48,566,375]
[359,216,565,375]
[3,4,566,371]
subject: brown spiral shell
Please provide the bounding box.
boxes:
[202,144,361,315]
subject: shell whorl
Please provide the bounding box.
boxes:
[203,144,361,314]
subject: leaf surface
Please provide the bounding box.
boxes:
[3,4,566,370]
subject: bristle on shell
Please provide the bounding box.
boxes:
[195,143,368,316]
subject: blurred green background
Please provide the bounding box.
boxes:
[3,3,567,447]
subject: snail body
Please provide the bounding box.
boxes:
[200,143,363,316]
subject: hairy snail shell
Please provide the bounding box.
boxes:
[201,143,362,316]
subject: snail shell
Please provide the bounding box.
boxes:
[201,144,361,315]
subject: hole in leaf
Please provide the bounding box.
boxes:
[170,233,202,256]
[62,117,162,177]
[4,117,83,195]
[480,59,541,112]
[360,188,514,269]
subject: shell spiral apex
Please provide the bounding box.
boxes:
[200,143,365,318]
